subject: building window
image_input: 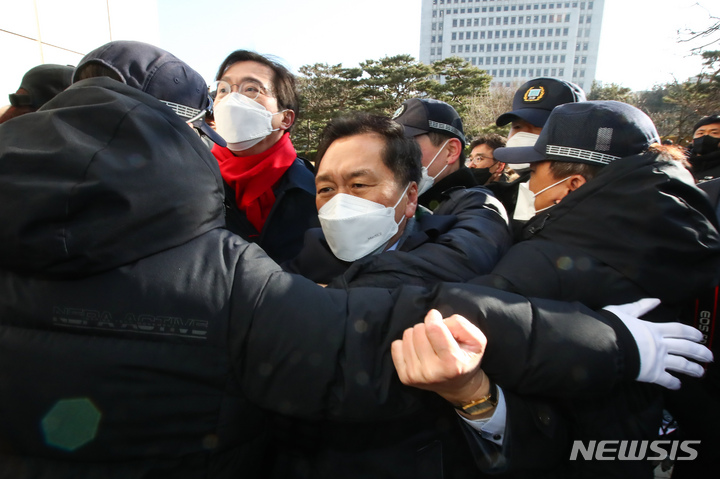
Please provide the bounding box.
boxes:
[560,54,566,62]
[472,44,478,52]
[466,44,471,52]
[432,36,436,43]
[581,56,587,64]
[459,32,464,39]
[474,31,479,39]
[559,68,564,76]
[452,32,457,40]
[474,18,479,26]
[451,46,456,53]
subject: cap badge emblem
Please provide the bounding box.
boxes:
[524,86,545,102]
[392,105,405,120]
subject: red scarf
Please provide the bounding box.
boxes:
[212,133,297,233]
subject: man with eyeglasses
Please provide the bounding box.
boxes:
[467,134,517,186]
[209,50,318,264]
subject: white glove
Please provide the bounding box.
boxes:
[603,298,713,390]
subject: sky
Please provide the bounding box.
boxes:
[0,0,717,98]
[154,0,720,92]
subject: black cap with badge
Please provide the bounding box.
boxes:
[495,101,660,166]
[496,77,586,128]
[392,98,466,148]
[73,41,226,147]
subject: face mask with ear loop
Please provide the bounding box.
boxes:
[318,183,411,262]
[512,176,571,221]
[214,92,287,152]
[417,139,451,195]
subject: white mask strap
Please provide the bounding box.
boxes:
[426,139,451,173]
[533,176,571,198]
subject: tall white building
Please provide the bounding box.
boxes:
[419,0,604,92]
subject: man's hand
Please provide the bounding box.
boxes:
[391,309,490,405]
[603,298,714,390]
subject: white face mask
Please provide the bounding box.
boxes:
[417,139,450,195]
[214,92,284,152]
[319,184,410,262]
[506,131,540,148]
[505,132,540,171]
[512,176,570,221]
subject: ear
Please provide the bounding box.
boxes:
[568,174,587,191]
[495,162,506,174]
[444,138,464,165]
[279,109,295,130]
[404,182,419,218]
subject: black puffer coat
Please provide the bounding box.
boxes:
[473,152,720,478]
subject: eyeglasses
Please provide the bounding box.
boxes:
[210,80,273,101]
[468,154,495,164]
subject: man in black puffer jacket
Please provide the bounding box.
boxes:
[471,101,720,478]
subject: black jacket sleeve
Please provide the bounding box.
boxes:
[228,241,639,420]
